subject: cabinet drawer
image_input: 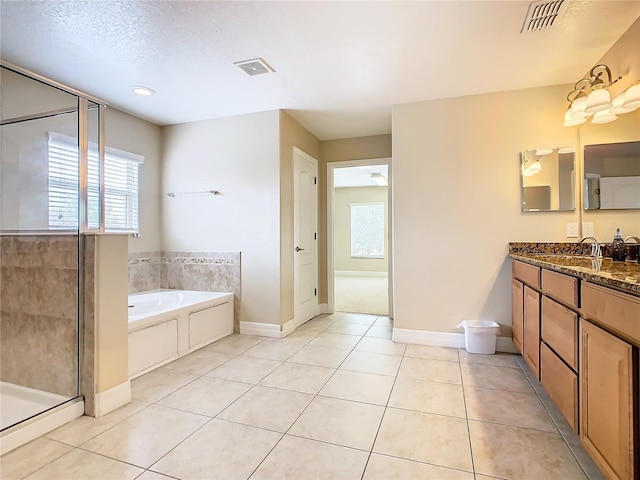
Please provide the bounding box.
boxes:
[541,296,578,370]
[582,282,640,346]
[513,260,540,288]
[542,269,578,308]
[540,342,578,433]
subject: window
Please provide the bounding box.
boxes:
[350,202,385,258]
[48,132,143,232]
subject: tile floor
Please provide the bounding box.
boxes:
[2,312,602,480]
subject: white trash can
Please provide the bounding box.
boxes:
[457,320,500,354]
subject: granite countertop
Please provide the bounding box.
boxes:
[509,253,640,296]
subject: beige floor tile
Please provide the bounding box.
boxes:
[287,345,351,368]
[340,351,402,376]
[464,386,557,432]
[157,376,251,417]
[334,312,378,325]
[46,400,149,446]
[207,356,283,384]
[373,408,473,472]
[24,448,143,480]
[217,386,313,432]
[152,419,281,479]
[297,316,337,332]
[398,357,462,384]
[135,471,176,479]
[163,349,234,375]
[131,367,199,403]
[458,349,519,369]
[251,435,369,480]
[308,332,361,350]
[469,421,587,480]
[355,337,406,356]
[289,396,384,451]
[260,362,335,394]
[389,378,466,418]
[243,338,307,361]
[205,333,265,355]
[0,437,72,480]
[363,453,475,480]
[81,404,209,468]
[325,322,371,335]
[460,363,534,394]
[374,316,393,327]
[405,344,459,362]
[365,325,393,339]
[319,370,395,405]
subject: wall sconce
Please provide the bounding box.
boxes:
[521,150,545,176]
[370,173,388,186]
[563,64,640,127]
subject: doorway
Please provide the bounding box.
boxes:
[327,158,392,316]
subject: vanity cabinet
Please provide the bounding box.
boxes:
[580,319,635,480]
[523,286,541,379]
[512,279,524,354]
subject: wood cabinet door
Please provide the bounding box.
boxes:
[580,319,635,480]
[523,285,541,379]
[512,279,524,354]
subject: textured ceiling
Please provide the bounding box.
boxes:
[1,1,639,140]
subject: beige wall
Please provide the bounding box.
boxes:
[161,110,282,325]
[334,186,389,272]
[94,234,129,392]
[105,109,162,254]
[317,134,392,303]
[279,111,321,323]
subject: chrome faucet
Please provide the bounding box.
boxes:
[580,236,602,259]
[624,236,640,243]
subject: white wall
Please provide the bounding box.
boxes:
[161,110,281,325]
[334,186,388,272]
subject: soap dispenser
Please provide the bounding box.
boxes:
[610,228,628,262]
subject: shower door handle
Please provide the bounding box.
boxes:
[295,246,305,252]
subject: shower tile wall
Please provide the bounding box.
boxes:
[0,235,78,397]
[128,251,241,331]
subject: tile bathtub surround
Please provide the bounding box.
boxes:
[128,250,241,330]
[0,235,79,397]
[3,312,603,480]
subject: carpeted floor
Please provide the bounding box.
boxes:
[334,272,389,315]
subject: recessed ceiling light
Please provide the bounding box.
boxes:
[133,86,155,96]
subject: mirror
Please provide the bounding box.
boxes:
[584,141,640,210]
[520,147,575,212]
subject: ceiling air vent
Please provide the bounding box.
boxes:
[521,0,564,32]
[234,58,275,76]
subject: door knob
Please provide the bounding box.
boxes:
[295,246,305,252]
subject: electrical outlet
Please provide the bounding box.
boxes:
[566,223,579,238]
[582,222,594,237]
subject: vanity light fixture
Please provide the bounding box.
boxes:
[370,173,388,186]
[133,86,155,96]
[564,65,640,127]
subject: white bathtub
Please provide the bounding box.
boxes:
[128,289,234,379]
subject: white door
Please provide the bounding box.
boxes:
[294,148,318,326]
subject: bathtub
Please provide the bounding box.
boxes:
[128,289,234,379]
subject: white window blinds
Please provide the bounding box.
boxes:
[48,132,143,232]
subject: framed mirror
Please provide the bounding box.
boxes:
[584,141,640,210]
[520,147,575,212]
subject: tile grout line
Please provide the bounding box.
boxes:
[458,348,478,477]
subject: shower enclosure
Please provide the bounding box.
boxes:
[0,62,105,436]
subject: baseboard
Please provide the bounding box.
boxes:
[393,328,517,353]
[281,318,300,338]
[94,380,131,417]
[239,321,281,338]
[317,303,328,315]
[0,398,84,455]
[335,270,388,277]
